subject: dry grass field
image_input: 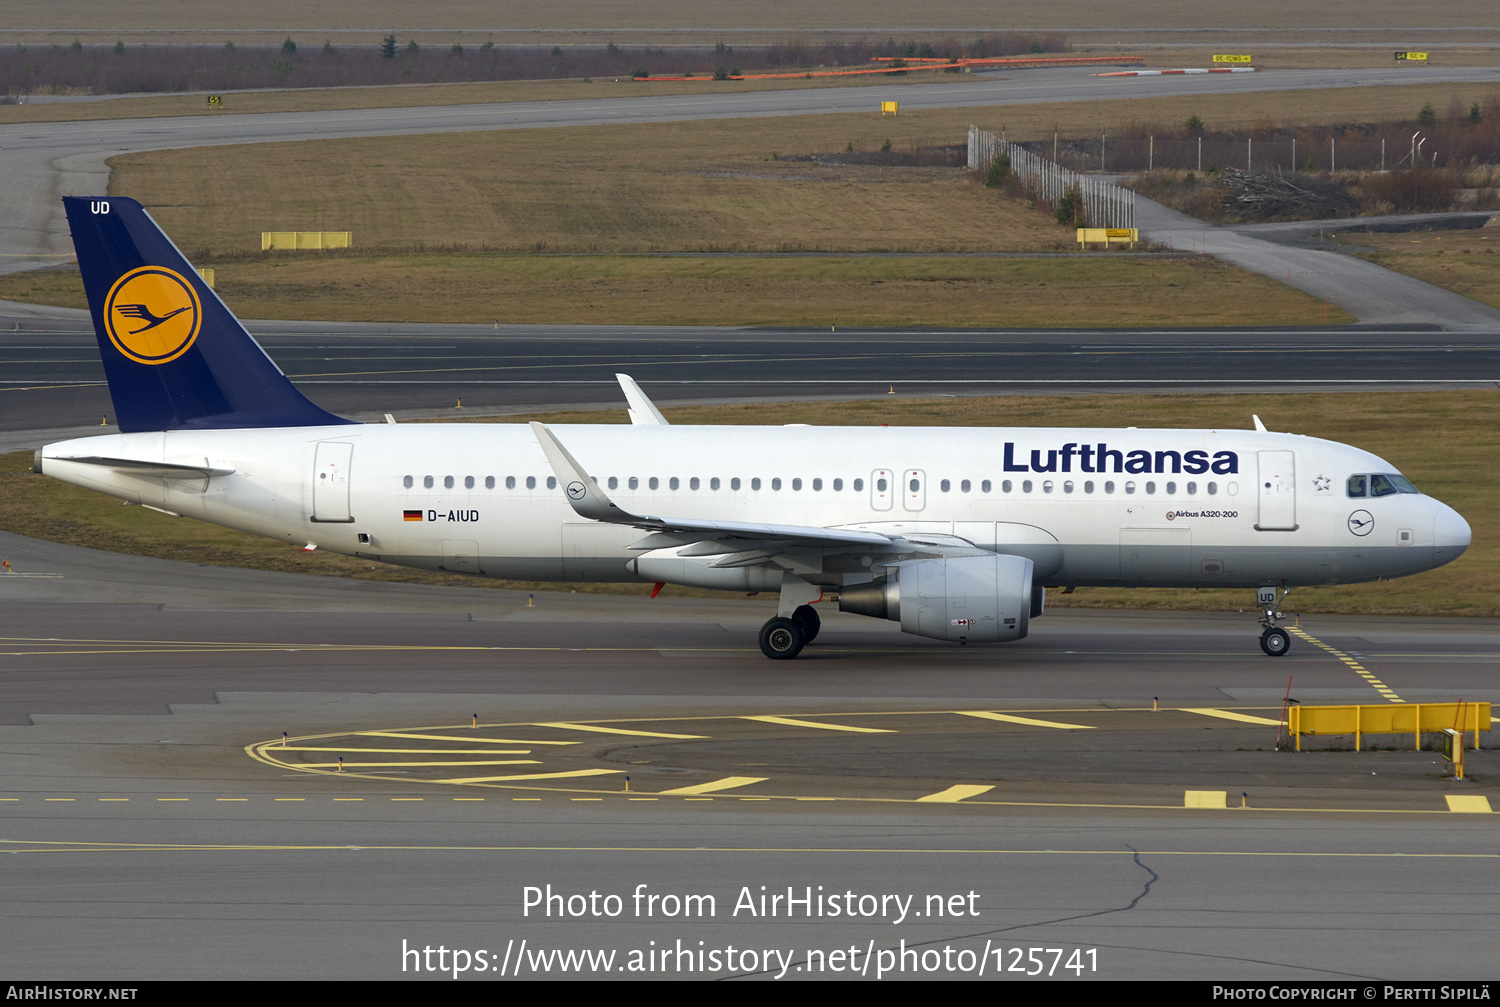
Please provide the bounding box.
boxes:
[4,390,1492,615]
[1336,227,1500,310]
[0,253,1341,328]
[0,109,1350,326]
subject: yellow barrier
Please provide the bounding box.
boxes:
[1213,55,1253,64]
[1076,228,1138,249]
[1288,702,1489,751]
[261,231,352,251]
[881,101,898,116]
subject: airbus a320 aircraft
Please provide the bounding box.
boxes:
[37,198,1471,659]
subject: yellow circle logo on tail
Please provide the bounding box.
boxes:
[103,266,202,365]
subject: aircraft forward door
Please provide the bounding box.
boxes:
[1256,450,1297,531]
[312,441,354,523]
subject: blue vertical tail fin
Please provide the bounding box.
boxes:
[64,196,354,433]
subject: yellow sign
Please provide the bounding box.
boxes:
[207,95,222,106]
[103,266,202,365]
[1394,51,1429,61]
[1213,55,1252,64]
[880,100,898,116]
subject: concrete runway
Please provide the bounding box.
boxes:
[4,308,1499,448]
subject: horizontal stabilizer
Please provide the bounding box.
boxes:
[47,455,235,478]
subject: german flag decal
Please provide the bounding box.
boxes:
[403,510,423,522]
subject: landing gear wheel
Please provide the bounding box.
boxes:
[759,617,806,660]
[791,605,821,645]
[1260,627,1291,657]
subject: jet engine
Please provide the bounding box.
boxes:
[838,554,1038,643]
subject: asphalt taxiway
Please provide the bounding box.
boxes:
[0,528,1495,979]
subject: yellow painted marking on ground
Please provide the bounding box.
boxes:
[1185,790,1228,808]
[391,798,423,802]
[274,798,305,802]
[534,722,708,739]
[1291,628,1403,703]
[215,798,248,802]
[156,798,188,802]
[299,760,540,768]
[628,798,659,801]
[99,798,129,802]
[284,747,532,754]
[572,798,603,801]
[361,731,577,746]
[1445,796,1493,813]
[1182,708,1284,726]
[659,776,768,796]
[917,785,995,803]
[453,798,485,802]
[333,798,363,801]
[513,798,542,801]
[440,768,624,784]
[743,715,894,734]
[0,799,16,802]
[685,798,714,801]
[955,711,1096,730]
[44,798,74,802]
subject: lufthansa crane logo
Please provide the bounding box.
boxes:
[566,480,587,500]
[102,266,202,365]
[1348,509,1374,537]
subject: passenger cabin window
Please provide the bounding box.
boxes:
[403,475,413,488]
[485,476,495,489]
[465,476,475,489]
[506,476,516,489]
[526,476,536,489]
[423,475,434,489]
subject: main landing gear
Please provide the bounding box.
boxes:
[1256,586,1292,657]
[759,576,823,660]
[759,605,820,660]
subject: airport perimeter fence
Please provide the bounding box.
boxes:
[1039,134,1432,175]
[967,125,1136,229]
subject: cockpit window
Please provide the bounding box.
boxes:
[1350,473,1417,498]
[1370,474,1418,496]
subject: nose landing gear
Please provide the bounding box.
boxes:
[1256,586,1292,657]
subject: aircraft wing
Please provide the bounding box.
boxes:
[529,421,894,551]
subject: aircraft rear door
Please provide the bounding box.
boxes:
[312,441,354,523]
[1256,450,1297,531]
[902,469,926,512]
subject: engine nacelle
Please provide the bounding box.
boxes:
[839,554,1036,643]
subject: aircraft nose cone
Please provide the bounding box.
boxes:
[1434,503,1471,563]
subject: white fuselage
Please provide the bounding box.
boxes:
[40,422,1470,592]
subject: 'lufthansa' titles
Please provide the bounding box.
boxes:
[1002,442,1238,475]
